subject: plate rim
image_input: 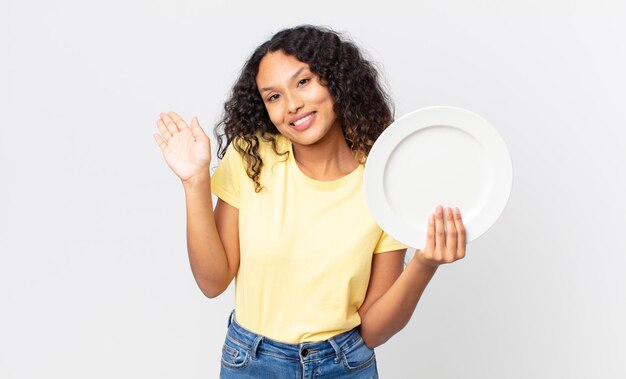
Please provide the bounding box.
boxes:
[363,105,513,248]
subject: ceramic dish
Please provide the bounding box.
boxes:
[364,106,512,248]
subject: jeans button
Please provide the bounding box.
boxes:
[301,348,309,357]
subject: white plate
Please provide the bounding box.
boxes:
[364,106,512,248]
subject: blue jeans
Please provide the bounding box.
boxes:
[220,310,379,378]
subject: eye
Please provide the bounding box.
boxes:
[267,94,280,102]
[298,78,310,86]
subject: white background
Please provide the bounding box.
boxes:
[1,1,625,378]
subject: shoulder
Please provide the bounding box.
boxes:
[228,133,289,154]
[219,133,290,186]
[255,133,291,164]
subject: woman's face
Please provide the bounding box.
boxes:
[256,51,340,147]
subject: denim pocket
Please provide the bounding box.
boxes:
[341,333,376,371]
[220,334,250,369]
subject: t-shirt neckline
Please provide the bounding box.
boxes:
[285,138,362,190]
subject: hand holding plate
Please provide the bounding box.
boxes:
[414,205,467,268]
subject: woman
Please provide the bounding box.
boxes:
[154,25,466,378]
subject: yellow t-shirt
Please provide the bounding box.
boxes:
[211,134,407,343]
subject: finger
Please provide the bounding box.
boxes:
[444,206,458,262]
[160,112,180,136]
[156,119,173,141]
[190,116,208,139]
[453,207,467,259]
[153,133,167,151]
[167,111,189,131]
[434,205,445,260]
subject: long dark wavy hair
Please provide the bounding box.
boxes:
[215,25,394,192]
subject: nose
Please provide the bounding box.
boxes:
[285,92,304,113]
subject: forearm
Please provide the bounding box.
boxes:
[182,175,230,298]
[360,257,438,348]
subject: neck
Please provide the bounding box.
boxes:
[291,126,359,181]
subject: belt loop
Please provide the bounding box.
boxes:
[250,335,263,360]
[328,337,342,364]
[227,309,235,327]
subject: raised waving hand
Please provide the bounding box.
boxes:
[153,112,211,182]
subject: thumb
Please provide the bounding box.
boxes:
[190,116,207,138]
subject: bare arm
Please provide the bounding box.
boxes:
[358,250,437,348]
[358,205,466,348]
[154,112,239,298]
[183,178,239,298]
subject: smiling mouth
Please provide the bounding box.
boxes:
[290,112,316,126]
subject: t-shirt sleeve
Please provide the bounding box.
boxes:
[373,231,408,254]
[211,142,245,209]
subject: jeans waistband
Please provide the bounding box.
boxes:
[225,310,363,363]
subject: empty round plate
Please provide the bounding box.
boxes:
[364,106,513,248]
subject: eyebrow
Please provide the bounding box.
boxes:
[260,66,309,93]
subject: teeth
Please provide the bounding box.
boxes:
[293,113,313,126]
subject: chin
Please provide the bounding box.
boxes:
[290,129,329,146]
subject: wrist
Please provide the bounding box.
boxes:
[182,172,212,192]
[410,253,440,274]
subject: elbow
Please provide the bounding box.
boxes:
[197,277,230,299]
[359,314,401,348]
[191,264,236,299]
[202,288,223,299]
[359,325,391,349]
[363,338,388,349]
